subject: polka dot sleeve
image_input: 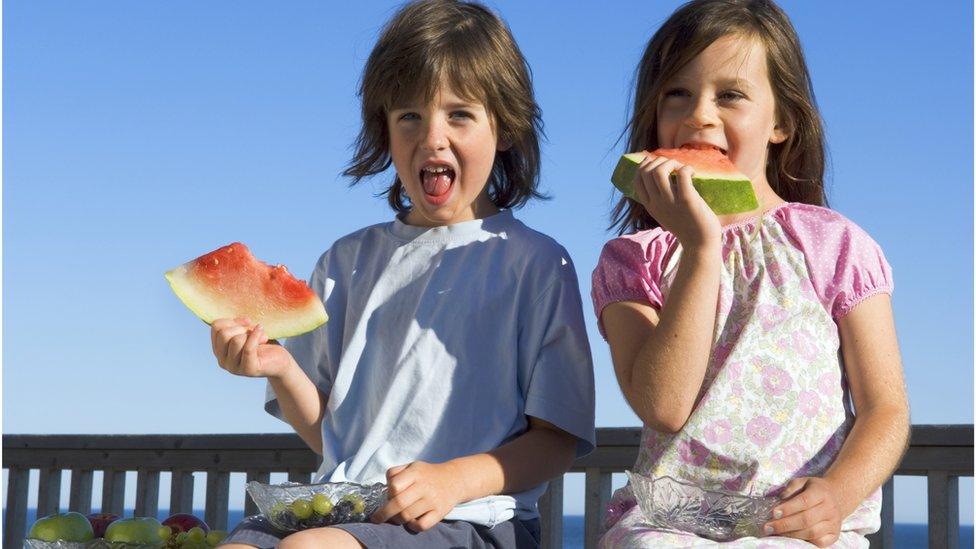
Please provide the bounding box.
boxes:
[590,229,675,338]
[781,204,894,320]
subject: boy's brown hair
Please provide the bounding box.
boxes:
[344,0,545,212]
[613,0,827,235]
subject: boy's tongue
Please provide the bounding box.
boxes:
[422,170,453,197]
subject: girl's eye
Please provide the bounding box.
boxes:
[398,112,420,121]
[450,111,473,120]
[663,88,690,98]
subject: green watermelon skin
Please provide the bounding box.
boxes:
[165,242,327,340]
[611,149,759,215]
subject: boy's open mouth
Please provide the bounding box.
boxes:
[421,165,455,204]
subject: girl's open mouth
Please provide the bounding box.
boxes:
[420,166,455,206]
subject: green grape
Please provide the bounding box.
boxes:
[186,526,206,543]
[291,499,314,520]
[312,493,333,515]
[340,494,366,515]
[205,530,227,547]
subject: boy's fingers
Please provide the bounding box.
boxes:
[224,332,250,370]
[371,490,421,524]
[406,510,439,533]
[386,464,410,483]
[214,325,249,363]
[240,326,263,372]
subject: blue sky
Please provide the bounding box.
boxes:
[3,0,972,525]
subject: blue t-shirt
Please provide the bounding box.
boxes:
[266,210,596,525]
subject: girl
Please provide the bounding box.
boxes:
[592,1,909,547]
[213,1,596,548]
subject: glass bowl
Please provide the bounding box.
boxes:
[626,471,778,541]
[246,481,387,532]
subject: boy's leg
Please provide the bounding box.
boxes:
[278,527,364,549]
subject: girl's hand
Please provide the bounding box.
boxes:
[632,153,721,250]
[763,477,844,547]
[211,318,295,379]
[370,461,464,532]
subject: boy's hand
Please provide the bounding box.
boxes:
[370,461,464,532]
[632,154,721,250]
[763,477,844,547]
[211,318,295,379]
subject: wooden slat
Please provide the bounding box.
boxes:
[584,469,612,549]
[101,469,126,515]
[287,469,312,483]
[170,470,195,515]
[927,471,959,549]
[245,470,271,517]
[37,468,63,517]
[867,477,894,549]
[205,470,231,531]
[4,467,30,549]
[69,468,94,515]
[539,476,564,549]
[135,469,160,518]
[4,448,318,471]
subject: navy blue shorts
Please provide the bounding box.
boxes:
[220,514,541,549]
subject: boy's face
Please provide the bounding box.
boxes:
[655,35,787,187]
[388,84,504,227]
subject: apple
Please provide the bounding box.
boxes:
[28,512,95,542]
[104,517,165,544]
[162,513,210,534]
[86,512,120,538]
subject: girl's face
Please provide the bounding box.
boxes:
[656,34,787,188]
[388,84,505,227]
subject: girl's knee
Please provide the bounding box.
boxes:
[277,527,363,549]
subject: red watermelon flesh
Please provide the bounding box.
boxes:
[165,242,327,339]
[610,147,758,215]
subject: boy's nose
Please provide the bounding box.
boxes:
[421,120,448,151]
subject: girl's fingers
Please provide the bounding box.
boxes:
[671,165,697,205]
[632,155,658,206]
[766,501,826,536]
[651,159,683,202]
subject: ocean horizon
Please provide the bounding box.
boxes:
[13,508,974,547]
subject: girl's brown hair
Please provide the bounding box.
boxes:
[344,0,545,213]
[612,0,827,235]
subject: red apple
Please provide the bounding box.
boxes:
[86,513,119,538]
[161,513,209,534]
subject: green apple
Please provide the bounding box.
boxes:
[29,512,95,542]
[105,517,164,544]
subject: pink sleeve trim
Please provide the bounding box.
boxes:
[834,285,894,320]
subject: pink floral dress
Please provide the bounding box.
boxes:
[591,203,893,548]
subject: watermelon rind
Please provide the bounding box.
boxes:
[610,152,759,215]
[165,263,328,341]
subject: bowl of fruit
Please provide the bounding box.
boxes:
[246,481,387,532]
[23,512,226,549]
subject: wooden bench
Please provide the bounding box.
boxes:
[4,425,971,548]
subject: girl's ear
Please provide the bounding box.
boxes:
[770,124,788,145]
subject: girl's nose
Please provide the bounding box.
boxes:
[421,120,448,151]
[685,97,718,129]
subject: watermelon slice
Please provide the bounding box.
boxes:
[165,242,327,339]
[611,148,759,215]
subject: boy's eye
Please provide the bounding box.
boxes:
[450,110,473,120]
[397,112,420,121]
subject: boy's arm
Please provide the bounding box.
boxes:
[371,417,578,531]
[764,294,910,547]
[267,355,326,455]
[602,243,721,433]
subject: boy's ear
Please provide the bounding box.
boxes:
[497,137,512,152]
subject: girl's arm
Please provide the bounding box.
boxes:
[764,294,910,546]
[602,243,721,433]
[369,417,578,532]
